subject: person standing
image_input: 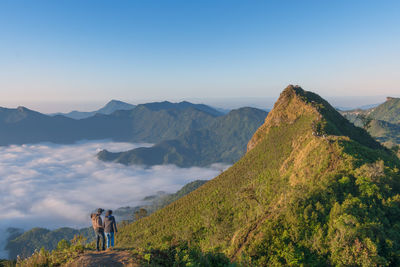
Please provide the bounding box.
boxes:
[91,208,106,251]
[103,210,118,249]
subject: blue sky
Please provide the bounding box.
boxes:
[0,0,399,112]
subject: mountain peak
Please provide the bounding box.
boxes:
[17,106,28,112]
[107,99,126,105]
[97,100,135,115]
[247,85,380,152]
[247,85,319,151]
[282,83,303,93]
[114,86,400,266]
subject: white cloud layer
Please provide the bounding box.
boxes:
[0,141,227,258]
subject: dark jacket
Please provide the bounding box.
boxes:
[103,215,117,233]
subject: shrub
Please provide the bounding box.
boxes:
[16,235,87,267]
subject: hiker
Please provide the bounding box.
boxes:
[103,209,118,249]
[91,208,106,251]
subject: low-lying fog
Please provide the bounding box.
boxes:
[0,140,227,258]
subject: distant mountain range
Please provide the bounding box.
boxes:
[137,100,224,117]
[98,107,267,167]
[335,103,381,111]
[341,97,400,147]
[0,100,266,166]
[50,100,136,119]
[5,227,93,260]
[0,101,223,146]
[51,100,226,119]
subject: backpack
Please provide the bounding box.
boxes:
[91,213,103,229]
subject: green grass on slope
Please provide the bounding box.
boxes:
[117,113,315,252]
[341,98,400,147]
[6,227,93,259]
[366,119,400,146]
[0,259,15,267]
[117,87,400,266]
[6,180,208,261]
[17,86,400,266]
[369,98,400,124]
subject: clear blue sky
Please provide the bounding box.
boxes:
[0,0,399,112]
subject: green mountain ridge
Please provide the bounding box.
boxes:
[342,97,400,147]
[114,85,400,265]
[366,119,400,146]
[50,100,224,120]
[5,228,93,260]
[369,97,400,124]
[137,101,223,117]
[51,100,136,119]
[98,107,267,167]
[0,101,224,146]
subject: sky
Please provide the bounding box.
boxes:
[0,0,399,112]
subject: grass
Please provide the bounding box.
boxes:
[114,86,400,265]
[0,259,16,267]
[20,85,400,266]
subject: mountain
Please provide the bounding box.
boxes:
[52,100,223,120]
[5,180,207,260]
[5,227,93,260]
[0,101,223,146]
[51,100,136,119]
[368,97,400,124]
[214,107,231,114]
[0,106,82,145]
[139,101,223,117]
[80,104,218,144]
[359,103,382,110]
[365,119,400,147]
[98,107,267,167]
[342,97,400,147]
[342,97,400,125]
[114,85,400,265]
[96,100,135,115]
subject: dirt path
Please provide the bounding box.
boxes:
[231,214,269,261]
[231,192,288,261]
[64,249,140,267]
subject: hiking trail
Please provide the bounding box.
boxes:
[64,249,139,267]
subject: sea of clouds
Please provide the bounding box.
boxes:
[0,140,228,258]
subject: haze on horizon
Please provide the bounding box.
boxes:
[0,0,399,112]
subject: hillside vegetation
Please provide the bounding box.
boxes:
[342,97,400,147]
[5,228,93,260]
[6,180,207,261]
[0,101,222,146]
[368,97,400,124]
[115,85,400,266]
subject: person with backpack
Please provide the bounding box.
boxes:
[91,208,105,251]
[103,210,118,249]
